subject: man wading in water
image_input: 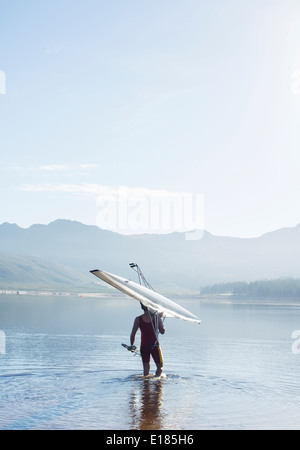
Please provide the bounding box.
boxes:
[129,303,165,377]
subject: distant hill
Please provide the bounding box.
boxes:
[0,252,105,291]
[0,219,300,292]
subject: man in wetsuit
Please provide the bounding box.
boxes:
[130,303,165,377]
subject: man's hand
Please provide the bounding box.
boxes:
[128,345,137,352]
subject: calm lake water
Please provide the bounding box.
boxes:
[0,294,300,430]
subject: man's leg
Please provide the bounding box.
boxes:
[153,345,164,377]
[155,363,163,377]
[141,346,151,376]
[143,361,150,377]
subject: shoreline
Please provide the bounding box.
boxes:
[1,289,300,306]
[0,289,121,298]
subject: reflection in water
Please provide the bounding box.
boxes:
[2,296,300,429]
[129,377,165,430]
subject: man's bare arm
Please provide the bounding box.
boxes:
[158,316,165,335]
[130,317,139,345]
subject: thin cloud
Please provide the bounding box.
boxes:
[18,183,204,235]
[79,164,100,170]
[2,163,99,174]
[41,164,68,171]
[44,44,65,55]
[19,182,204,215]
[18,183,104,200]
[19,183,191,198]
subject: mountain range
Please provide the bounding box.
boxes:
[0,219,300,293]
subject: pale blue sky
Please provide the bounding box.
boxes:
[0,0,300,237]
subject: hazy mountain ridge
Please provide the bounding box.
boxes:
[0,219,300,292]
[0,251,102,291]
